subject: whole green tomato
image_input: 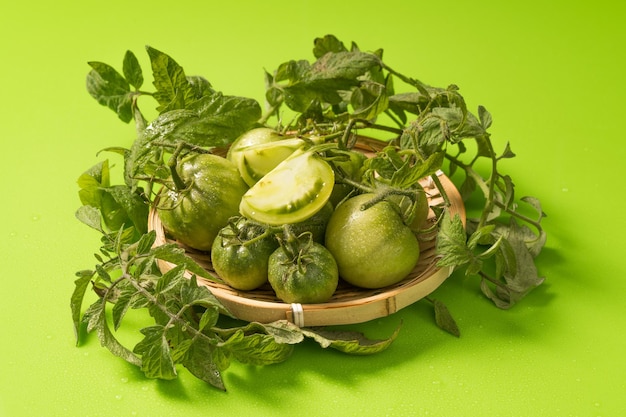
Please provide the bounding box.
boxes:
[268,233,338,304]
[211,217,278,291]
[157,153,248,251]
[328,149,366,207]
[324,193,420,289]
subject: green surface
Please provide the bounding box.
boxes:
[1,0,625,416]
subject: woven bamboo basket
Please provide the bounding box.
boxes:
[148,136,466,327]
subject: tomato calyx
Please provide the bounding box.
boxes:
[217,216,277,248]
[275,226,316,276]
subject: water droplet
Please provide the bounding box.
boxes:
[9,231,17,238]
[32,215,40,221]
[46,335,53,340]
[562,187,569,192]
[120,377,128,383]
[115,394,122,400]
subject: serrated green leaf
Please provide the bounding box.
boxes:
[155,264,186,295]
[436,212,470,267]
[313,34,348,58]
[85,297,142,366]
[182,339,226,390]
[391,151,444,188]
[388,91,431,116]
[135,230,157,255]
[498,141,516,159]
[146,46,195,112]
[301,323,401,355]
[123,50,143,89]
[179,275,226,313]
[187,75,214,100]
[310,50,380,82]
[481,221,546,308]
[478,105,492,129]
[101,185,149,235]
[219,329,294,366]
[86,62,133,122]
[71,270,94,344]
[151,243,215,281]
[214,320,305,345]
[198,307,219,331]
[467,224,496,250]
[432,299,460,337]
[350,78,390,120]
[75,205,104,233]
[77,160,110,207]
[111,284,136,331]
[134,325,177,379]
[143,92,261,148]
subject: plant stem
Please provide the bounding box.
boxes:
[167,143,188,192]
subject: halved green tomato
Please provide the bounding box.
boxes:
[239,149,335,226]
[237,138,306,186]
[227,127,306,186]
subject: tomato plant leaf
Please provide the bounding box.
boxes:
[432,298,460,337]
[123,50,143,89]
[301,323,401,355]
[313,34,348,58]
[71,270,94,343]
[144,92,261,148]
[436,212,471,267]
[86,61,133,122]
[150,243,216,281]
[182,339,226,390]
[133,325,178,379]
[219,330,294,366]
[102,185,149,235]
[146,46,196,112]
[84,297,142,366]
[75,205,104,233]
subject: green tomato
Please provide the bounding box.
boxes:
[227,127,305,186]
[211,218,279,291]
[329,149,367,207]
[268,237,338,304]
[239,148,335,226]
[324,193,420,289]
[285,201,333,244]
[157,153,248,251]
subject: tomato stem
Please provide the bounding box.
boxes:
[167,143,189,192]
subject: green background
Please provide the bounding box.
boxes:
[1,0,625,416]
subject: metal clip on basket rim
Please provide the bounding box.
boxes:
[291,303,305,327]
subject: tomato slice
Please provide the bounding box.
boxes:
[239,149,335,225]
[237,138,306,186]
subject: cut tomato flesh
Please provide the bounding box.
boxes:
[239,150,335,225]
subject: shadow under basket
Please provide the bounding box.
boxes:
[148,138,466,327]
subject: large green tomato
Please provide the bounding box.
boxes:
[157,153,248,251]
[211,217,278,291]
[324,193,420,289]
